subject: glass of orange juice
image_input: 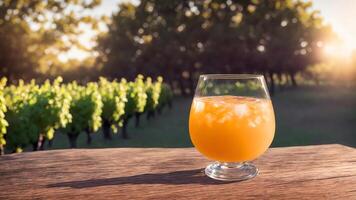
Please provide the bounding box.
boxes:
[189,74,275,181]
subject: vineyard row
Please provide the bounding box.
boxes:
[0,75,173,154]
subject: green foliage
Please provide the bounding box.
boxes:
[0,0,102,78]
[29,77,72,140]
[98,77,127,132]
[144,76,163,112]
[1,75,172,153]
[125,75,147,116]
[98,0,333,92]
[62,82,103,136]
[5,80,37,150]
[0,78,8,146]
[4,77,72,151]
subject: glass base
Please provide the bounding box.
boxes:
[205,162,258,181]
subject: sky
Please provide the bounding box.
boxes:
[311,0,356,57]
[59,0,356,61]
[58,0,125,62]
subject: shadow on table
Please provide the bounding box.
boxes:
[48,169,233,188]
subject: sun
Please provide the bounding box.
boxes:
[304,0,356,58]
[323,42,353,59]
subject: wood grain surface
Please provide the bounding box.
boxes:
[0,144,355,199]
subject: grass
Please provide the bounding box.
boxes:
[48,85,356,150]
[271,85,356,147]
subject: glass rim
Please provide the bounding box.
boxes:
[200,74,264,79]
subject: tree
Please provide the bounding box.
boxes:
[0,0,101,80]
[244,1,331,92]
[98,0,330,94]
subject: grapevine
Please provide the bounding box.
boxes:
[1,75,172,153]
[0,78,8,154]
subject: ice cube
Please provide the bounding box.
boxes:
[248,121,257,128]
[217,112,233,123]
[254,116,262,125]
[205,114,214,127]
[234,104,248,117]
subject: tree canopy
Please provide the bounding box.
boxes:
[0,0,101,80]
[0,0,336,92]
[97,0,332,93]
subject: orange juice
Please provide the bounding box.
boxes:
[189,96,275,162]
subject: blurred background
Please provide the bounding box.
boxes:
[1,0,355,149]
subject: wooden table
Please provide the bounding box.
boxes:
[0,144,355,199]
